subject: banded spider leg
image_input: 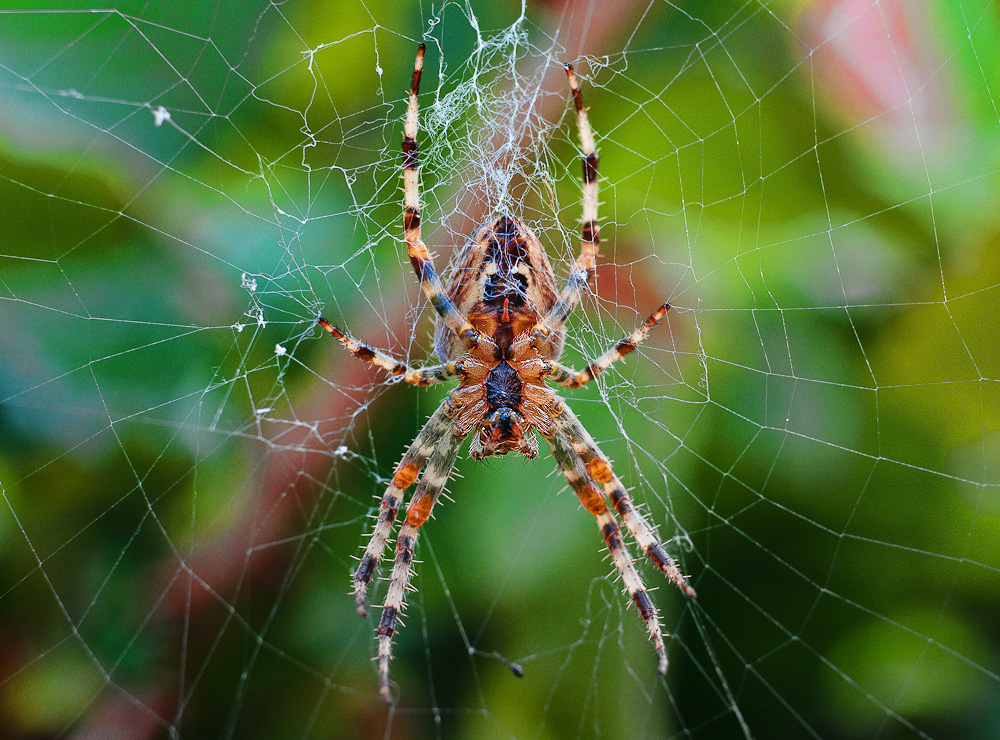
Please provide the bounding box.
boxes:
[534,63,672,385]
[543,418,671,673]
[351,403,455,615]
[535,63,601,341]
[542,303,671,389]
[402,43,478,348]
[317,319,465,386]
[555,405,695,597]
[376,424,466,703]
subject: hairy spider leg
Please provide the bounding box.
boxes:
[377,425,466,703]
[353,403,454,616]
[535,63,600,342]
[317,318,465,386]
[554,406,696,598]
[544,420,669,674]
[403,44,479,349]
[542,303,671,388]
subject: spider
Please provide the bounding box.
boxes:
[318,44,695,703]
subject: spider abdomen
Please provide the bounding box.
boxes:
[435,215,565,363]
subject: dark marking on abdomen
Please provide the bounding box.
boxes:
[484,269,528,306]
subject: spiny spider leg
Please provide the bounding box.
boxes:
[402,43,479,349]
[535,63,600,343]
[353,403,454,616]
[554,406,696,598]
[377,424,466,703]
[543,421,669,674]
[317,318,465,386]
[542,303,671,389]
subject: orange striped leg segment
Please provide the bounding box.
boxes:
[554,405,696,599]
[401,44,478,349]
[376,426,465,703]
[318,318,464,386]
[542,304,671,389]
[353,403,454,617]
[535,64,601,343]
[543,422,668,674]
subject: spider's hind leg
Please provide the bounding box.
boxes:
[400,44,479,349]
[534,63,601,342]
[544,421,669,674]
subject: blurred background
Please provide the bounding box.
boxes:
[2,1,1000,738]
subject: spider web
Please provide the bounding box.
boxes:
[2,1,1000,738]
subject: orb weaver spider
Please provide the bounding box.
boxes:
[319,44,695,703]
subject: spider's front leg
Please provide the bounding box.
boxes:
[318,318,464,386]
[353,402,455,616]
[376,422,466,703]
[554,406,696,598]
[541,303,671,389]
[544,421,670,674]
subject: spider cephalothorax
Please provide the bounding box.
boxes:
[318,45,695,704]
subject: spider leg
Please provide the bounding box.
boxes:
[554,405,696,598]
[353,402,454,616]
[377,424,466,703]
[543,422,669,674]
[318,318,464,386]
[402,44,479,350]
[534,63,600,342]
[541,303,671,388]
